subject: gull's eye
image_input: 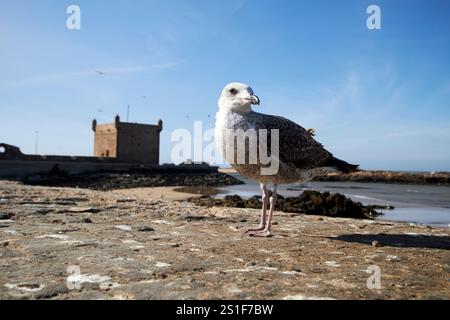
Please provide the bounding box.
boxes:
[229,88,238,95]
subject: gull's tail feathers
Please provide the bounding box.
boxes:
[324,157,359,174]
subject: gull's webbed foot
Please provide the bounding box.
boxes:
[248,229,273,238]
[245,225,266,233]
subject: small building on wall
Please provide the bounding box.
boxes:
[92,115,163,164]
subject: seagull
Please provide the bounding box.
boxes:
[95,70,105,76]
[215,83,359,237]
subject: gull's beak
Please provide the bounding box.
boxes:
[246,95,260,106]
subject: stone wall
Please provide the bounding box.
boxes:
[116,123,160,163]
[92,117,163,164]
[0,143,216,179]
[93,124,117,158]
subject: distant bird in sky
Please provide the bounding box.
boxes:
[95,70,105,75]
[215,83,358,237]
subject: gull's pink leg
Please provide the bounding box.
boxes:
[250,185,277,238]
[245,183,268,233]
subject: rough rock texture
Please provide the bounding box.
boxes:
[314,170,450,185]
[0,181,449,300]
[24,172,243,191]
[188,191,383,219]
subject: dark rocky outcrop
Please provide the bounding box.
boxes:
[23,172,244,191]
[189,190,383,219]
[313,171,450,185]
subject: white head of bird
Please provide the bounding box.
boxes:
[218,82,260,113]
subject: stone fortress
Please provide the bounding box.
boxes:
[92,115,163,163]
[0,116,215,178]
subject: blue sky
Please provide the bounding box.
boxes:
[1,0,449,171]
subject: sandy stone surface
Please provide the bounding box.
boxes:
[112,187,200,202]
[0,180,449,300]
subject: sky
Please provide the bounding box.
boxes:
[0,0,450,171]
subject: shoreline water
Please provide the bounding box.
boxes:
[216,173,450,227]
[219,168,450,185]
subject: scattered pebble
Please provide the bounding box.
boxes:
[1,240,10,246]
[3,229,17,234]
[281,271,304,276]
[67,273,111,289]
[155,262,171,268]
[5,283,45,293]
[325,261,341,267]
[386,255,401,262]
[114,225,132,231]
[36,234,69,240]
[0,213,12,220]
[68,207,101,213]
[372,241,382,247]
[116,198,137,203]
[137,226,155,232]
[122,239,140,244]
[34,208,52,215]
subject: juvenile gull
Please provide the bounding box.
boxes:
[215,83,358,237]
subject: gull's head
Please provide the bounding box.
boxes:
[218,82,260,113]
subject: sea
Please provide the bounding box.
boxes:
[216,173,450,228]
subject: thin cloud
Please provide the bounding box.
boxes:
[231,0,248,13]
[0,59,187,88]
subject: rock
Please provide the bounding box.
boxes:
[189,190,382,219]
[325,261,340,267]
[34,208,52,215]
[312,170,450,185]
[155,262,171,268]
[114,225,132,231]
[116,198,137,203]
[1,240,10,247]
[68,207,101,213]
[372,241,382,247]
[23,172,244,190]
[82,218,93,224]
[0,213,12,220]
[137,226,155,232]
[386,255,401,262]
[184,215,208,222]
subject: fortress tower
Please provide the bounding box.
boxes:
[92,115,163,164]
